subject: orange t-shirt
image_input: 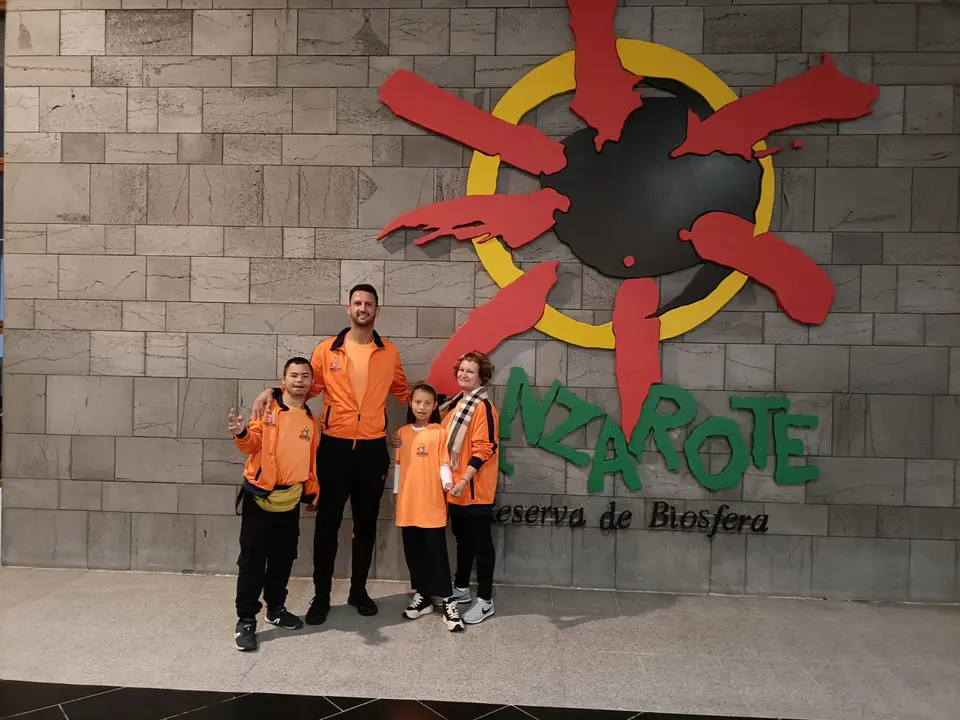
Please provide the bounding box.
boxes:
[394,424,450,529]
[344,339,376,407]
[272,405,315,488]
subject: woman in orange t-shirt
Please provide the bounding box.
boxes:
[393,383,464,633]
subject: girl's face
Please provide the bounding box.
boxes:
[457,361,481,391]
[410,389,437,425]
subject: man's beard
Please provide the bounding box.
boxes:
[352,313,375,327]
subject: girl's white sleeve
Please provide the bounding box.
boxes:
[393,463,400,494]
[440,464,453,491]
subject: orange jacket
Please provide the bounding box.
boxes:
[308,329,410,441]
[235,390,319,504]
[442,395,500,508]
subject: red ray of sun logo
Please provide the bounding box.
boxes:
[377,0,878,443]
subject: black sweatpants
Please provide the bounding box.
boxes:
[236,491,300,621]
[451,509,495,601]
[401,526,452,600]
[313,435,391,601]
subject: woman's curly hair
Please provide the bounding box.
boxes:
[454,351,494,386]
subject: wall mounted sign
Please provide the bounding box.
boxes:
[498,367,817,494]
[376,0,876,483]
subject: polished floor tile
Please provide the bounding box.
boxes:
[177,693,341,719]
[57,687,239,720]
[0,680,115,717]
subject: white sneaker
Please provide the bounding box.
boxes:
[462,599,495,625]
[403,592,433,620]
[442,599,465,632]
[452,586,473,605]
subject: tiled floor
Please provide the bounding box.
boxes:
[1,568,958,720]
[0,680,767,720]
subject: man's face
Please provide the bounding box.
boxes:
[348,290,378,328]
[283,363,313,398]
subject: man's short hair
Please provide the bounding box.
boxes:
[283,357,313,376]
[348,283,379,306]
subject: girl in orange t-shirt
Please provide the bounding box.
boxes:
[393,383,464,632]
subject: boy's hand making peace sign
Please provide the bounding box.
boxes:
[228,408,246,436]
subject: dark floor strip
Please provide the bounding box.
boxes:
[0,680,790,720]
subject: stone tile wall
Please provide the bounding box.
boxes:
[3,0,959,602]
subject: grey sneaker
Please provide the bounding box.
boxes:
[452,586,473,605]
[462,599,495,625]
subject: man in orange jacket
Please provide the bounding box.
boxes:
[252,284,410,625]
[231,356,320,652]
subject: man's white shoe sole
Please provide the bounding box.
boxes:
[403,606,434,619]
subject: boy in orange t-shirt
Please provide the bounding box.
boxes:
[393,383,464,632]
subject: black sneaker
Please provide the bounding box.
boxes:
[234,620,258,652]
[403,592,433,620]
[304,597,330,626]
[266,606,304,631]
[442,599,465,633]
[348,591,379,617]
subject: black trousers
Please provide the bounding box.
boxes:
[236,491,300,620]
[313,435,391,600]
[401,526,452,600]
[451,509,495,601]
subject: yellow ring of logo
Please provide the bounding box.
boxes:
[466,39,776,349]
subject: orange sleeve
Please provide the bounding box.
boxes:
[437,427,451,467]
[466,400,497,469]
[307,343,326,400]
[390,351,411,405]
[234,419,263,455]
[305,416,320,503]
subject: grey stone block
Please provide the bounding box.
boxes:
[815,169,911,232]
[652,7,703,55]
[832,233,881,265]
[502,525,572,587]
[784,393,833,456]
[297,9,388,55]
[851,347,949,395]
[809,314,872,346]
[812,537,909,600]
[833,394,866,458]
[911,169,959,233]
[842,86,905,136]
[873,314,924,347]
[402,133,468,167]
[450,9,495,55]
[390,9,450,55]
[850,5,917,52]
[131,513,195,572]
[725,344,775,392]
[925,315,960,347]
[703,7,801,54]
[475,55,553,88]
[873,53,960,86]
[697,54,776,88]
[807,458,905,506]
[767,136,828,168]
[571,528,616,590]
[909,540,957,602]
[934,397,960,460]
[827,136,877,168]
[59,480,102,512]
[828,506,878,538]
[861,265,896,313]
[878,507,960,541]
[501,447,566,495]
[779,168,815,232]
[496,9,571,55]
[617,529,711,593]
[764,504,828,537]
[70,436,115,482]
[775,346,849,393]
[745,535,812,597]
[87,512,131,571]
[881,136,960,170]
[885,233,960,265]
[4,375,46,435]
[201,439,243,486]
[865,395,934,459]
[764,314,808,345]
[709,533,745,594]
[1,508,88,569]
[898,267,960,314]
[662,344,725,391]
[2,479,58,510]
[905,86,955,135]
[106,10,192,56]
[4,434,72,481]
[684,313,765,344]
[917,6,960,53]
[194,515,241,575]
[413,57,475,88]
[801,5,848,53]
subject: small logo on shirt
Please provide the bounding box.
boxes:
[416,443,428,457]
[330,356,342,373]
[299,427,311,441]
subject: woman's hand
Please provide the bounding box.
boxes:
[390,433,402,449]
[251,389,273,420]
[228,408,245,436]
[449,480,468,498]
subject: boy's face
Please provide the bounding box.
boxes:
[283,363,313,398]
[411,389,437,425]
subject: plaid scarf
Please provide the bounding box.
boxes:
[439,386,489,468]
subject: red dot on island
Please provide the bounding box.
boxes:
[623,255,636,267]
